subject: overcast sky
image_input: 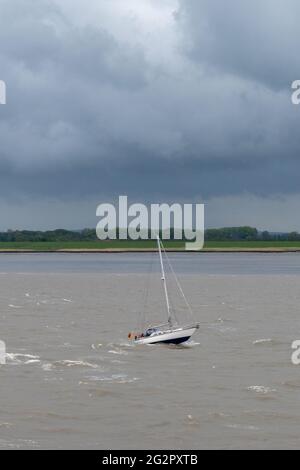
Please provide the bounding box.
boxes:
[0,0,300,230]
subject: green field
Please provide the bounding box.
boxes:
[0,240,300,251]
[204,241,300,248]
[0,240,184,251]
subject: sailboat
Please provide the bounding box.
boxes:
[128,236,199,345]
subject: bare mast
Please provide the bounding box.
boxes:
[157,236,172,326]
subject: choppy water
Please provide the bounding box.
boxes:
[1,253,300,449]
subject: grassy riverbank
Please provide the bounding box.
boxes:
[0,240,300,252]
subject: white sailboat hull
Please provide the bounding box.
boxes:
[135,325,199,345]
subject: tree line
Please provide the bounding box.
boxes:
[0,227,300,242]
[205,227,300,241]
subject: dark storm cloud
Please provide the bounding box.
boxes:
[177,0,300,90]
[0,0,299,216]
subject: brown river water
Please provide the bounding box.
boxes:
[0,253,300,449]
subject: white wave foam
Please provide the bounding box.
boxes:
[185,340,200,347]
[7,353,39,360]
[108,349,128,356]
[247,385,277,395]
[217,318,232,323]
[225,424,259,431]
[253,339,273,345]
[88,374,139,384]
[6,353,40,364]
[186,414,200,425]
[53,360,98,368]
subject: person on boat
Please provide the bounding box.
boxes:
[145,328,158,337]
[128,332,144,340]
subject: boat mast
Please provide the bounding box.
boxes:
[157,235,172,326]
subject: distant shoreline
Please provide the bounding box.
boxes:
[0,239,299,253]
[0,248,299,254]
